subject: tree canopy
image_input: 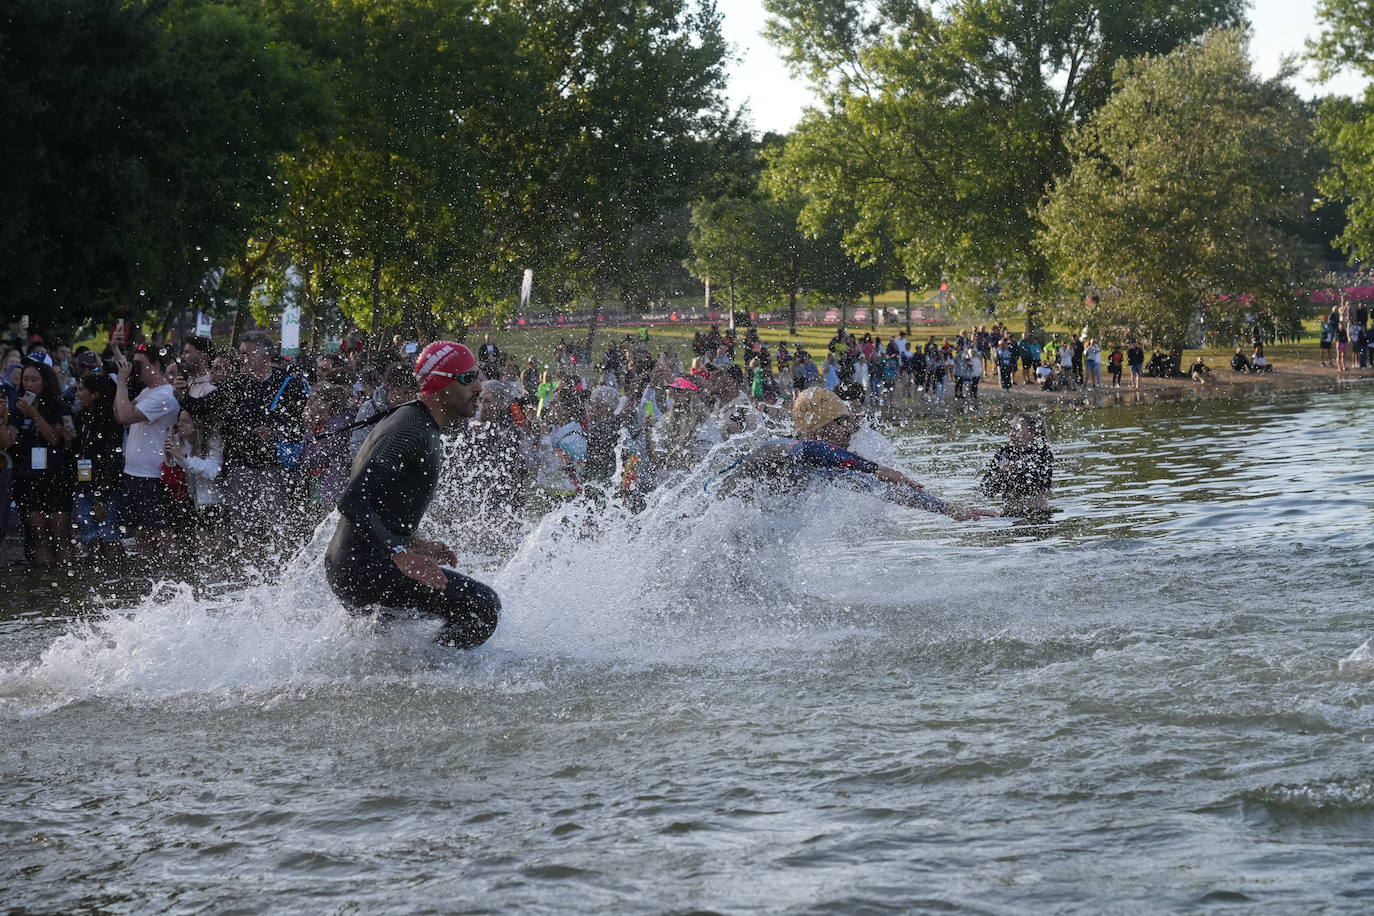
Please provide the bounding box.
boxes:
[0,0,330,330]
[2,0,739,342]
[1311,0,1374,264]
[762,0,1247,303]
[1038,30,1315,346]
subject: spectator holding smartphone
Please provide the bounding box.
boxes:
[114,345,180,557]
[0,360,75,566]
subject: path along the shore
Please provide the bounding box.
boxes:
[877,355,1374,422]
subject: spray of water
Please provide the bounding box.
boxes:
[2,424,925,711]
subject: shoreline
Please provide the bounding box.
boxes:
[874,357,1374,423]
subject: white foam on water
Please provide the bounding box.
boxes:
[1338,638,1374,676]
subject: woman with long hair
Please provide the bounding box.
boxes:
[1,360,75,564]
[163,407,226,556]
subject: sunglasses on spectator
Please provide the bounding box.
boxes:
[429,369,480,385]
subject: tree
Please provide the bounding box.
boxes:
[510,0,737,347]
[261,0,736,346]
[687,183,863,334]
[0,0,331,337]
[1038,30,1315,349]
[762,0,1246,320]
[142,0,332,336]
[0,0,153,329]
[1311,0,1374,263]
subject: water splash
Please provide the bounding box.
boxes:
[1,425,915,712]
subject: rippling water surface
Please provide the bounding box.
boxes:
[5,385,1374,913]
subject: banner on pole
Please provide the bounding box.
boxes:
[195,312,212,336]
[281,304,301,357]
[519,269,534,311]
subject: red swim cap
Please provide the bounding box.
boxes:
[414,341,477,394]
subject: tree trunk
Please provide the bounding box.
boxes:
[229,236,278,349]
[231,257,253,349]
[368,251,383,354]
[904,281,912,336]
[157,301,174,344]
[584,286,603,357]
[788,288,797,337]
[869,291,877,331]
[301,262,319,352]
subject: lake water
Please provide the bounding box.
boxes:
[4,384,1374,913]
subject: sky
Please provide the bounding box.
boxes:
[721,0,1372,135]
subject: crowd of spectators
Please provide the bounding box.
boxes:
[0,311,1329,574]
[1,327,386,571]
[1318,301,1374,372]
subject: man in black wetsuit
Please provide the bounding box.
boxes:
[980,412,1054,514]
[325,341,500,648]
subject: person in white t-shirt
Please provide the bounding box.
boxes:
[114,345,181,553]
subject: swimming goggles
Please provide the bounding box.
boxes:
[427,369,480,385]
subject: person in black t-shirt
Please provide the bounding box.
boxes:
[981,413,1054,514]
[220,331,310,564]
[1126,341,1145,390]
[71,372,125,559]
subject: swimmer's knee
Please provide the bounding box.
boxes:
[435,578,500,649]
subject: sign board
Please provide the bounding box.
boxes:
[281,304,301,357]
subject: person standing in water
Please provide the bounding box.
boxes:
[325,342,499,649]
[980,413,1054,514]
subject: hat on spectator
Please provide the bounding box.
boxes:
[414,341,476,394]
[792,388,849,436]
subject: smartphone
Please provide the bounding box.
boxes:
[21,391,37,405]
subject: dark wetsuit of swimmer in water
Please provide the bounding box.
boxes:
[325,343,499,648]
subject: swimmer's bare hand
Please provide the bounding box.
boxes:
[393,551,447,590]
[408,539,458,566]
